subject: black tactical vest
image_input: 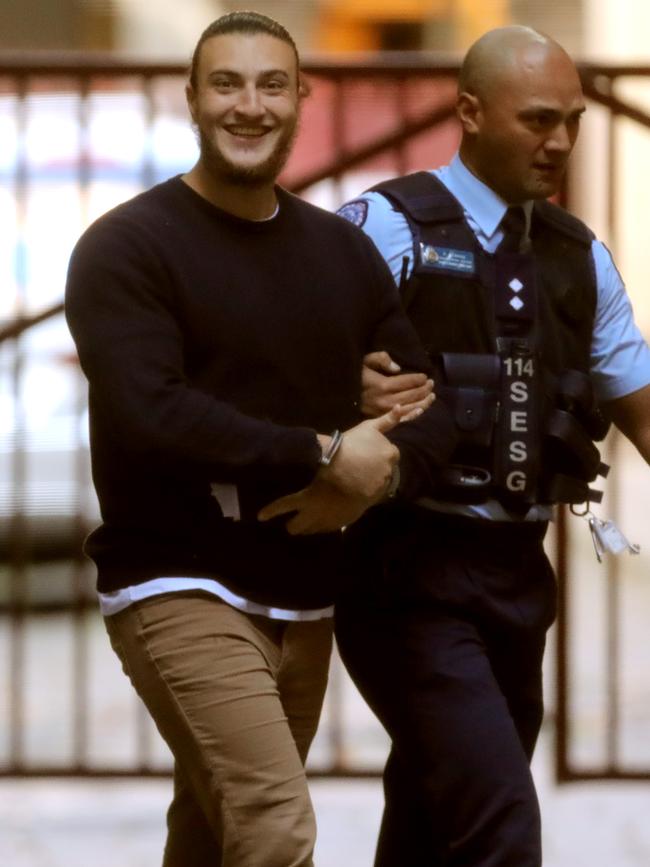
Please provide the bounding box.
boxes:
[371,171,609,508]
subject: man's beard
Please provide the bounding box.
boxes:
[196,120,298,188]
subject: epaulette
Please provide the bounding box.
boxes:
[369,172,464,224]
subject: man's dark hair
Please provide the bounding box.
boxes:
[189,11,300,89]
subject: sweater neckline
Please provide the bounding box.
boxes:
[171,175,287,231]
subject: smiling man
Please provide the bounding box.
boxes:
[184,16,301,213]
[335,25,650,867]
[64,11,455,867]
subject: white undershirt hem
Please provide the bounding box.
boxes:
[98,576,334,621]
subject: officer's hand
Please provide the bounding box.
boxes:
[362,351,434,417]
[258,408,406,533]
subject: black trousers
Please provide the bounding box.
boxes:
[335,505,557,867]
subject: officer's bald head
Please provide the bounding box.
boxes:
[458,26,571,102]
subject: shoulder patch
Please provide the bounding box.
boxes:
[337,199,368,228]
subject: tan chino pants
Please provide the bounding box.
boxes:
[105,591,333,867]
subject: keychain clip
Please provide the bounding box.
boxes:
[571,504,641,563]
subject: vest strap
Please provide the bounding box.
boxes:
[552,369,610,441]
[370,172,464,224]
[546,410,609,481]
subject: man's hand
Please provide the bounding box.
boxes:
[258,407,407,534]
[362,351,434,417]
[257,478,372,535]
[319,406,402,499]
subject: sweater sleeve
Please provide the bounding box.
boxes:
[64,214,321,483]
[361,235,458,499]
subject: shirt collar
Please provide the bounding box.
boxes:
[445,153,533,242]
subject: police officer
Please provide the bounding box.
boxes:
[330,25,650,867]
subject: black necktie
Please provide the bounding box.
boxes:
[499,206,526,253]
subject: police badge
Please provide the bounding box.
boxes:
[337,200,368,228]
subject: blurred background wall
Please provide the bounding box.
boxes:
[0,0,588,56]
[2,0,650,324]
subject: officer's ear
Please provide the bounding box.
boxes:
[457,91,481,135]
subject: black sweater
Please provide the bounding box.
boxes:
[65,178,455,609]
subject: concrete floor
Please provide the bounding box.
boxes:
[1,726,650,867]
